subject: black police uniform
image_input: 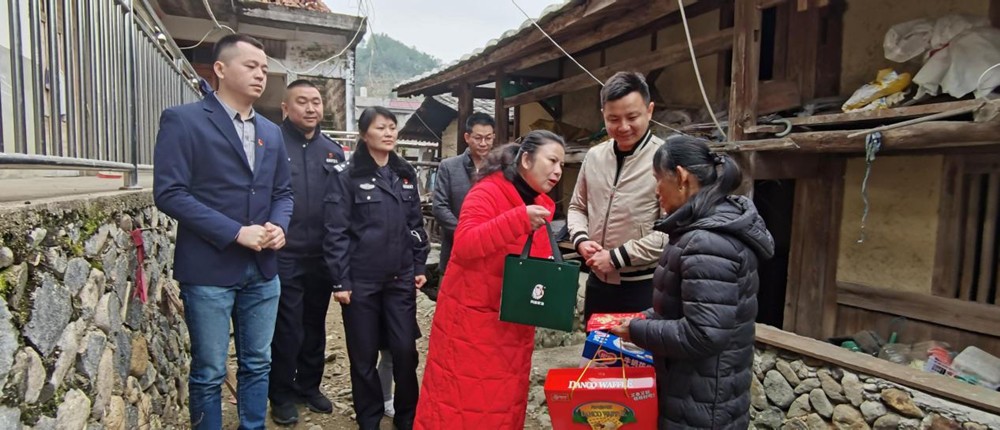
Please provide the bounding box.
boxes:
[269,120,345,406]
[323,143,429,430]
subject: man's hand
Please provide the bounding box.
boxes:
[236,225,268,251]
[577,240,603,260]
[262,222,286,250]
[415,275,427,289]
[526,205,551,229]
[609,317,632,342]
[333,291,352,305]
[586,249,616,276]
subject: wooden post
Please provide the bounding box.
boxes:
[786,5,820,101]
[728,0,762,194]
[728,0,761,141]
[784,158,844,339]
[495,70,510,143]
[456,82,473,154]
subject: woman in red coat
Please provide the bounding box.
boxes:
[415,130,566,430]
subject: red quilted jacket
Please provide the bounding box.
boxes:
[415,172,555,430]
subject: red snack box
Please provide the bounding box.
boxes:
[544,366,658,429]
[586,313,646,332]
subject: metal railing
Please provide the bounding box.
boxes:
[1,0,202,188]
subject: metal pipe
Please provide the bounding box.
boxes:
[124,0,139,189]
[61,0,78,157]
[0,152,135,171]
[45,0,63,156]
[7,0,28,153]
[95,0,108,161]
[26,0,45,154]
[82,0,96,160]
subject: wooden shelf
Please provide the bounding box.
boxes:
[744,99,984,133]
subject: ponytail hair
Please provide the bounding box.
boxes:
[476,130,565,182]
[653,134,742,220]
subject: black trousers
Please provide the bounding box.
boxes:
[582,273,654,326]
[342,274,419,430]
[269,257,332,405]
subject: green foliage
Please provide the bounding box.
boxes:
[356,33,441,97]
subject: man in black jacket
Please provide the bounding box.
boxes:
[268,79,345,425]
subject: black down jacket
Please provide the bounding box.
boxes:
[628,195,774,430]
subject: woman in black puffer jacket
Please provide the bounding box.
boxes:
[611,135,774,430]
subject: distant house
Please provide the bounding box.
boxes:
[150,0,366,129]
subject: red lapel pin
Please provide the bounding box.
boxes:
[257,138,264,147]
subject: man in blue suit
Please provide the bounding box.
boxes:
[153,34,292,430]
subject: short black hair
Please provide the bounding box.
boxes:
[465,112,496,133]
[286,79,318,91]
[358,106,397,134]
[600,71,651,106]
[212,34,266,64]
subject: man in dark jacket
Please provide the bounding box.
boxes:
[431,112,495,296]
[153,34,292,430]
[268,80,345,425]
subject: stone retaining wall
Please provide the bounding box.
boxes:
[752,345,1000,430]
[0,192,189,429]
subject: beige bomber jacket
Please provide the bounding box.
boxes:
[567,130,668,285]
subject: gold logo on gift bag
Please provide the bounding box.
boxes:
[572,402,636,429]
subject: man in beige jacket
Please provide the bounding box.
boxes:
[568,71,667,324]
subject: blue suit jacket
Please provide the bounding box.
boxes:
[153,93,293,286]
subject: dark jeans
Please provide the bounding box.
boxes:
[582,273,654,326]
[269,257,332,405]
[181,263,280,430]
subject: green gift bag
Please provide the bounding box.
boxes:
[500,221,581,332]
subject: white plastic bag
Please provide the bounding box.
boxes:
[884,18,933,63]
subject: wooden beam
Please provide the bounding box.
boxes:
[720,120,1000,153]
[503,28,734,108]
[395,0,693,97]
[755,324,1000,415]
[495,70,510,143]
[728,0,762,141]
[456,83,473,154]
[837,282,1000,337]
[746,99,986,132]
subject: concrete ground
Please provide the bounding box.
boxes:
[0,174,154,206]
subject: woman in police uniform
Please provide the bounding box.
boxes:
[323,106,429,430]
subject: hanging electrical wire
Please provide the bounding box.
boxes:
[677,0,726,140]
[509,0,687,136]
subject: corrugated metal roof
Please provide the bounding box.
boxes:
[393,0,575,91]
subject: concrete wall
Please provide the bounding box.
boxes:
[0,193,188,429]
[440,119,459,159]
[554,10,722,133]
[160,14,356,127]
[518,102,555,137]
[839,0,989,98]
[836,155,943,294]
